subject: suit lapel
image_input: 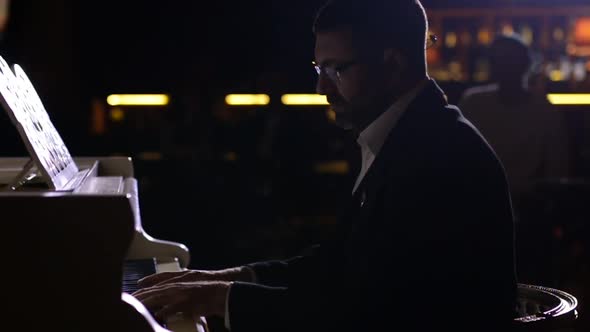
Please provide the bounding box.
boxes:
[352,79,449,212]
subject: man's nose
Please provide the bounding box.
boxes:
[316,73,337,96]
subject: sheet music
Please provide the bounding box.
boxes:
[0,55,78,189]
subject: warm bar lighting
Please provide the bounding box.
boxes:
[445,32,457,48]
[574,18,590,44]
[547,94,590,105]
[109,108,124,122]
[477,28,492,45]
[314,160,349,175]
[549,70,564,82]
[281,94,329,105]
[225,94,270,106]
[107,94,169,106]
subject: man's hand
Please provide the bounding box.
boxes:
[138,266,253,288]
[132,281,231,319]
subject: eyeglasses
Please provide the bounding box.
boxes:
[313,60,359,84]
[313,35,438,83]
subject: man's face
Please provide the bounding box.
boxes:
[314,29,390,131]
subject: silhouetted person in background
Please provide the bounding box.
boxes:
[133,1,517,331]
[459,34,570,211]
[459,34,570,285]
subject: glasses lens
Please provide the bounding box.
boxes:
[313,63,339,83]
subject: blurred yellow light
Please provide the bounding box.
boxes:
[520,26,534,46]
[547,94,590,105]
[549,70,564,81]
[314,160,349,175]
[326,108,336,122]
[225,94,270,106]
[449,61,464,81]
[473,71,490,82]
[0,0,9,31]
[109,108,124,122]
[281,94,329,105]
[478,28,492,45]
[107,94,169,106]
[445,32,457,48]
[431,70,451,81]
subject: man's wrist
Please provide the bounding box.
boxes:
[234,266,256,283]
[215,266,256,283]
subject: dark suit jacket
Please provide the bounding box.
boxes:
[228,80,517,332]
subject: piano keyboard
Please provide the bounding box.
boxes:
[123,258,157,294]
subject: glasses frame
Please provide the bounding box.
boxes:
[313,59,360,84]
[313,34,438,83]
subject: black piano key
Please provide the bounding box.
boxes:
[122,258,170,327]
[122,258,157,293]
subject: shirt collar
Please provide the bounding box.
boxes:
[357,79,429,155]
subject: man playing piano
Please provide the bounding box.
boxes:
[133,0,518,331]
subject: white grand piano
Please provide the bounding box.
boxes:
[0,56,207,331]
[0,157,207,332]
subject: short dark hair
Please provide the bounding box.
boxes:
[313,0,428,67]
[490,34,532,70]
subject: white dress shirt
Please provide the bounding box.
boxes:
[353,79,428,193]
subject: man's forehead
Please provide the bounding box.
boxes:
[314,29,358,64]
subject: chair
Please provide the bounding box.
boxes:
[514,283,579,331]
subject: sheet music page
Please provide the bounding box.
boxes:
[0,55,78,189]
